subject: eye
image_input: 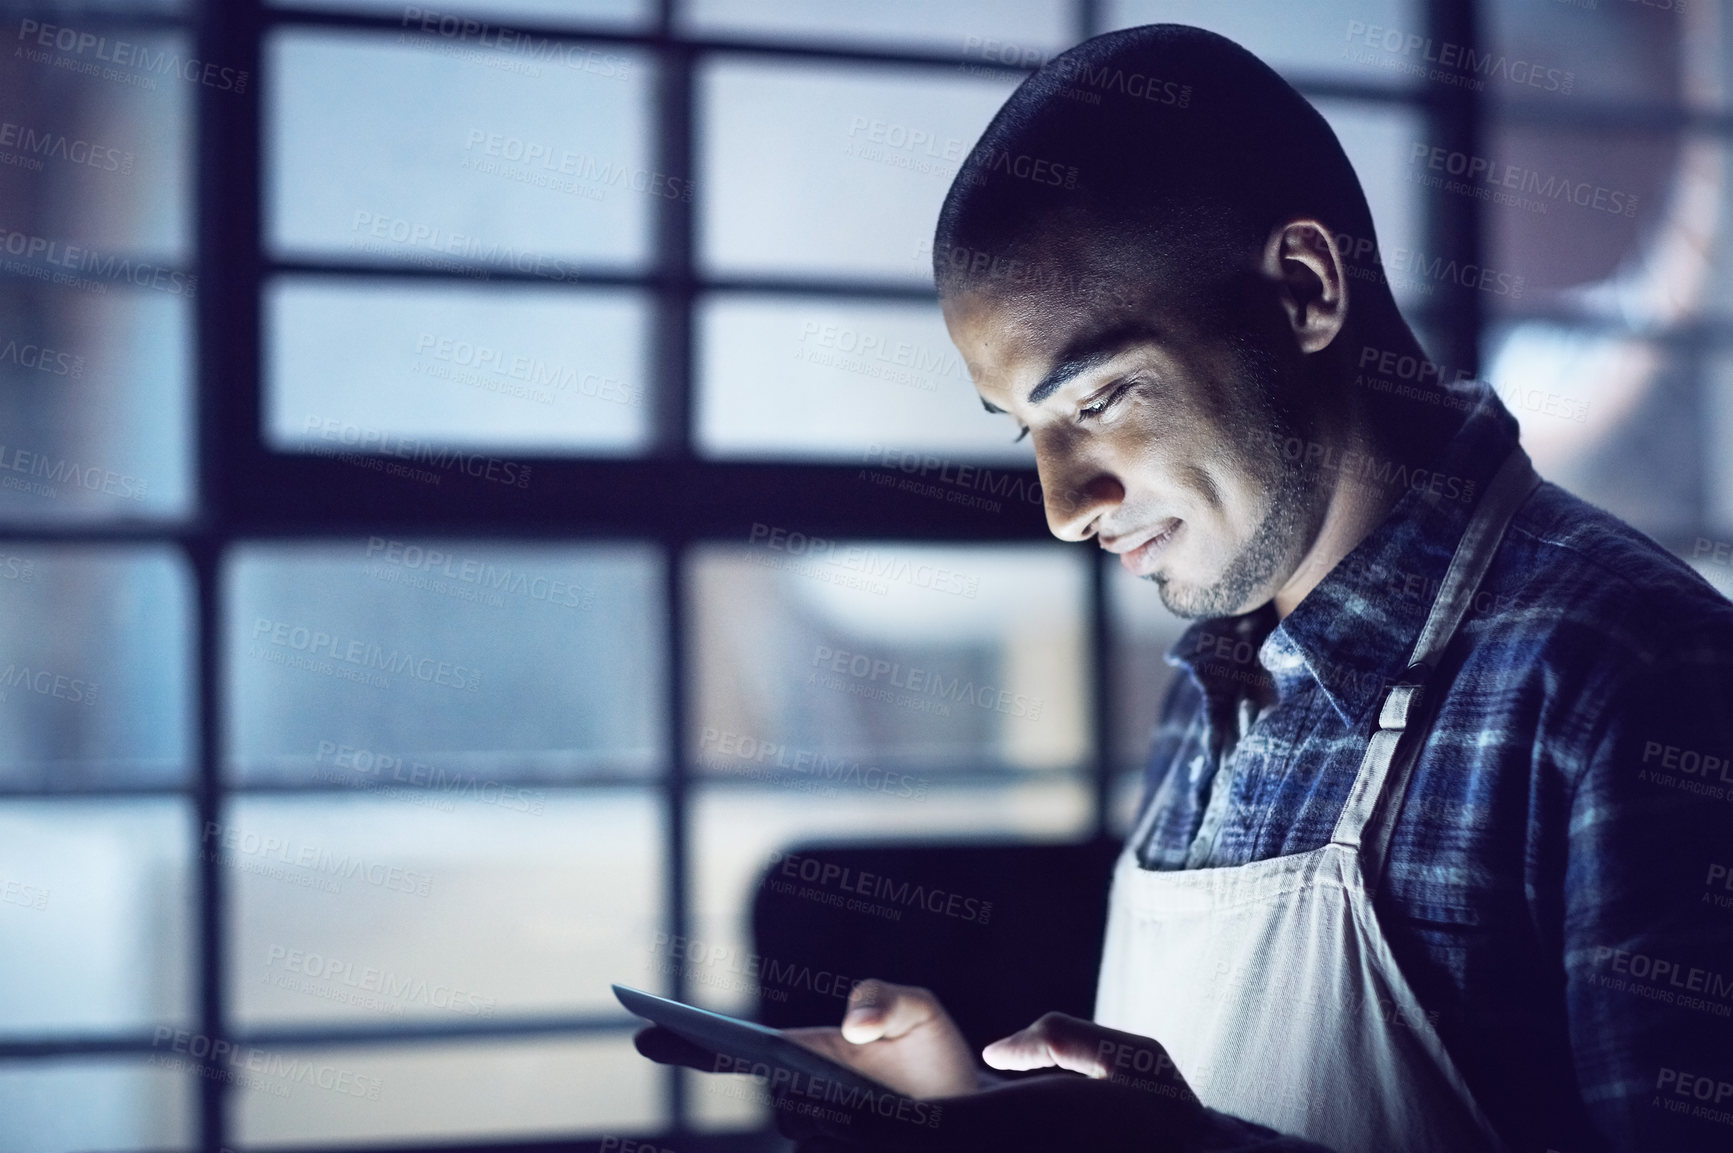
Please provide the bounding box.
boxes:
[1079,381,1133,421]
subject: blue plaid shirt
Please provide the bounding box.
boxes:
[1133,380,1733,1153]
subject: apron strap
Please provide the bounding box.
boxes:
[1330,447,1542,890]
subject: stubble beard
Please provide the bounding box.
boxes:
[1146,337,1326,620]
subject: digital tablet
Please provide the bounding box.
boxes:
[613,983,898,1098]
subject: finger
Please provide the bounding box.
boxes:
[632,1025,720,1071]
[981,1012,1114,1076]
[840,979,945,1045]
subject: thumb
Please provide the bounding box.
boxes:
[982,1012,1116,1076]
[839,978,946,1045]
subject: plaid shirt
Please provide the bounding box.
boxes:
[1133,380,1733,1153]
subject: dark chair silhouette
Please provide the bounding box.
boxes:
[750,838,1122,1052]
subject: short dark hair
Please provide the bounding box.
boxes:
[934,24,1388,318]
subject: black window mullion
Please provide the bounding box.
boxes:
[197,0,265,1147]
[653,0,697,1133]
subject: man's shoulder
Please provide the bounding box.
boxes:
[1488,480,1733,669]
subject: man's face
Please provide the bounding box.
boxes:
[942,287,1326,619]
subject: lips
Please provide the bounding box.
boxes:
[1104,519,1181,577]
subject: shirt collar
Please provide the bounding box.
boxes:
[1165,376,1522,727]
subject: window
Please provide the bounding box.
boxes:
[2,0,1725,1149]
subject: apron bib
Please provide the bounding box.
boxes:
[1096,448,1541,1153]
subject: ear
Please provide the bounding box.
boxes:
[1260,219,1348,355]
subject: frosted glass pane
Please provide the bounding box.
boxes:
[685,781,1090,1015]
[0,1058,193,1153]
[265,279,651,454]
[1106,559,1190,773]
[697,295,1033,461]
[700,59,1019,279]
[1315,101,1424,309]
[1105,0,1421,81]
[230,1036,660,1148]
[0,546,191,788]
[0,285,193,524]
[226,542,664,782]
[0,27,190,258]
[1706,358,1733,540]
[268,29,652,267]
[683,0,1072,55]
[0,800,193,1035]
[689,544,1089,776]
[227,792,663,1025]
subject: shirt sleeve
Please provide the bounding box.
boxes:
[1563,644,1733,1153]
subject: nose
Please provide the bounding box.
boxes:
[1041,453,1124,542]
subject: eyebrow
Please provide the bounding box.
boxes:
[1025,323,1164,406]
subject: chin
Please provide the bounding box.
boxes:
[1147,561,1270,621]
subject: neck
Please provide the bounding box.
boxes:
[1269,319,1458,620]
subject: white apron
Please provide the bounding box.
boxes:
[1096,448,1541,1153]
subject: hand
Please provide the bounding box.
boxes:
[629,978,980,1100]
[782,978,982,1099]
[787,1012,1209,1153]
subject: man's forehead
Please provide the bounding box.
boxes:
[947,291,1107,379]
[947,290,1165,400]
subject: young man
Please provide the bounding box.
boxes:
[642,25,1733,1153]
